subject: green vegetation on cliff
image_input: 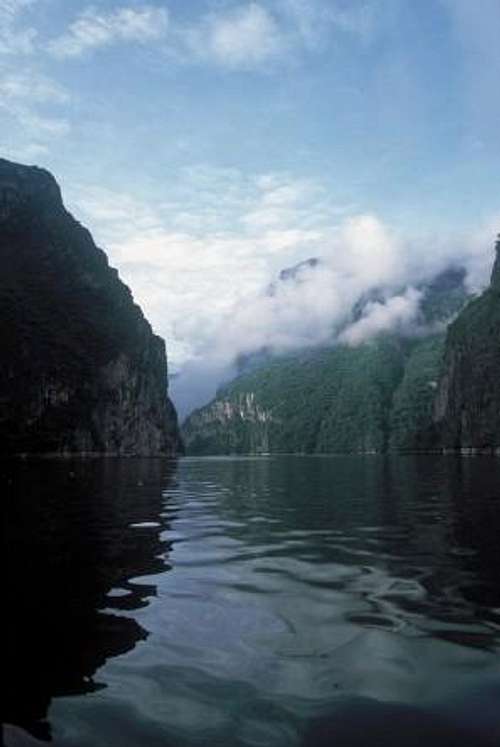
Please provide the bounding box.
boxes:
[183,267,472,455]
[390,335,443,450]
[183,238,500,456]
[183,334,447,455]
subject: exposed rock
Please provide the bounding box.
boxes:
[267,257,320,298]
[278,256,320,282]
[183,392,274,454]
[491,233,500,287]
[0,158,180,455]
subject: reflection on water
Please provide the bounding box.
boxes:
[3,455,500,746]
[3,459,176,742]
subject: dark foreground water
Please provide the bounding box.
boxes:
[3,456,500,747]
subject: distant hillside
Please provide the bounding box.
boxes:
[0,158,181,455]
[183,267,469,455]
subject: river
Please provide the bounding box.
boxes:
[4,455,500,746]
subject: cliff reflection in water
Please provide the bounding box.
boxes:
[3,455,500,747]
[4,458,177,741]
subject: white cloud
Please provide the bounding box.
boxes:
[35,0,379,72]
[0,5,73,147]
[339,288,422,346]
[48,5,169,59]
[0,0,378,70]
[205,213,414,367]
[330,2,377,43]
[0,0,35,12]
[0,0,37,26]
[66,166,498,416]
[0,140,49,161]
[67,169,342,366]
[16,110,70,136]
[175,3,287,70]
[70,171,495,353]
[456,214,500,293]
[0,24,36,54]
[243,177,324,228]
[398,215,500,296]
[0,0,38,54]
[200,3,285,68]
[0,68,71,137]
[332,214,405,288]
[0,70,69,103]
[279,0,377,48]
[171,0,377,71]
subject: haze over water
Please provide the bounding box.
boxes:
[4,455,500,746]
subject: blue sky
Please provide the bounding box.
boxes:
[1,0,499,385]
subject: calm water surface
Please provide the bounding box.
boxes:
[3,456,500,746]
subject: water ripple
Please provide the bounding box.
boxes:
[6,455,500,747]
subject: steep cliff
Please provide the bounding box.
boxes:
[0,158,180,455]
[492,234,500,287]
[433,235,500,452]
[183,392,274,455]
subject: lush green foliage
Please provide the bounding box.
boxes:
[183,266,484,455]
[389,335,444,450]
[183,334,450,454]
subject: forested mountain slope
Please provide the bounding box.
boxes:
[183,267,469,455]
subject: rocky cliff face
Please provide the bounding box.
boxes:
[492,234,500,287]
[0,158,180,455]
[183,392,274,455]
[433,235,500,453]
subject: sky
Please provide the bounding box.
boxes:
[1,0,499,413]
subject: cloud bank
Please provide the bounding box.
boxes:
[191,3,285,68]
[339,288,423,347]
[67,167,499,417]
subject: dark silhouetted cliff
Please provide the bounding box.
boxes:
[0,158,180,455]
[433,235,500,453]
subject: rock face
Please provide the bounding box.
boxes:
[0,158,180,455]
[433,235,500,452]
[183,392,274,455]
[492,234,500,287]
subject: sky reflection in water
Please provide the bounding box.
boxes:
[3,455,500,746]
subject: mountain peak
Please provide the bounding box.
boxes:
[0,158,181,455]
[0,158,63,224]
[278,257,320,282]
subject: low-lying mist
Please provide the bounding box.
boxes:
[170,214,499,419]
